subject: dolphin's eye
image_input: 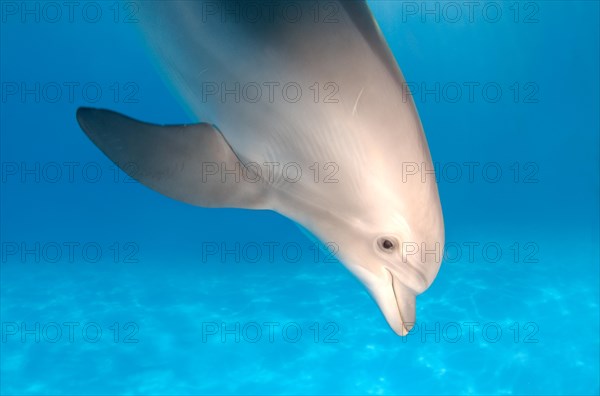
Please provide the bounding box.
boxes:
[377,237,396,252]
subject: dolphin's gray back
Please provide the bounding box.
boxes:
[134,0,433,220]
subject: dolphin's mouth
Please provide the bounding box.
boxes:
[378,268,417,336]
[346,263,419,336]
[388,269,416,334]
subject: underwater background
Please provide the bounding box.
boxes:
[1,0,598,394]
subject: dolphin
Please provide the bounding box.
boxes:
[76,0,445,336]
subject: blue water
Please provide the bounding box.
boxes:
[1,1,599,395]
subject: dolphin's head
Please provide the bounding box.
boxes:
[327,210,444,336]
[337,104,445,336]
[293,157,445,336]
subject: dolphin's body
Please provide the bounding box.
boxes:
[76,0,444,335]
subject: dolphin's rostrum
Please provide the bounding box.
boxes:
[76,0,445,336]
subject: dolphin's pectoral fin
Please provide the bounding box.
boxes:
[76,107,269,209]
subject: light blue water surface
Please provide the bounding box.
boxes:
[1,1,598,395]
